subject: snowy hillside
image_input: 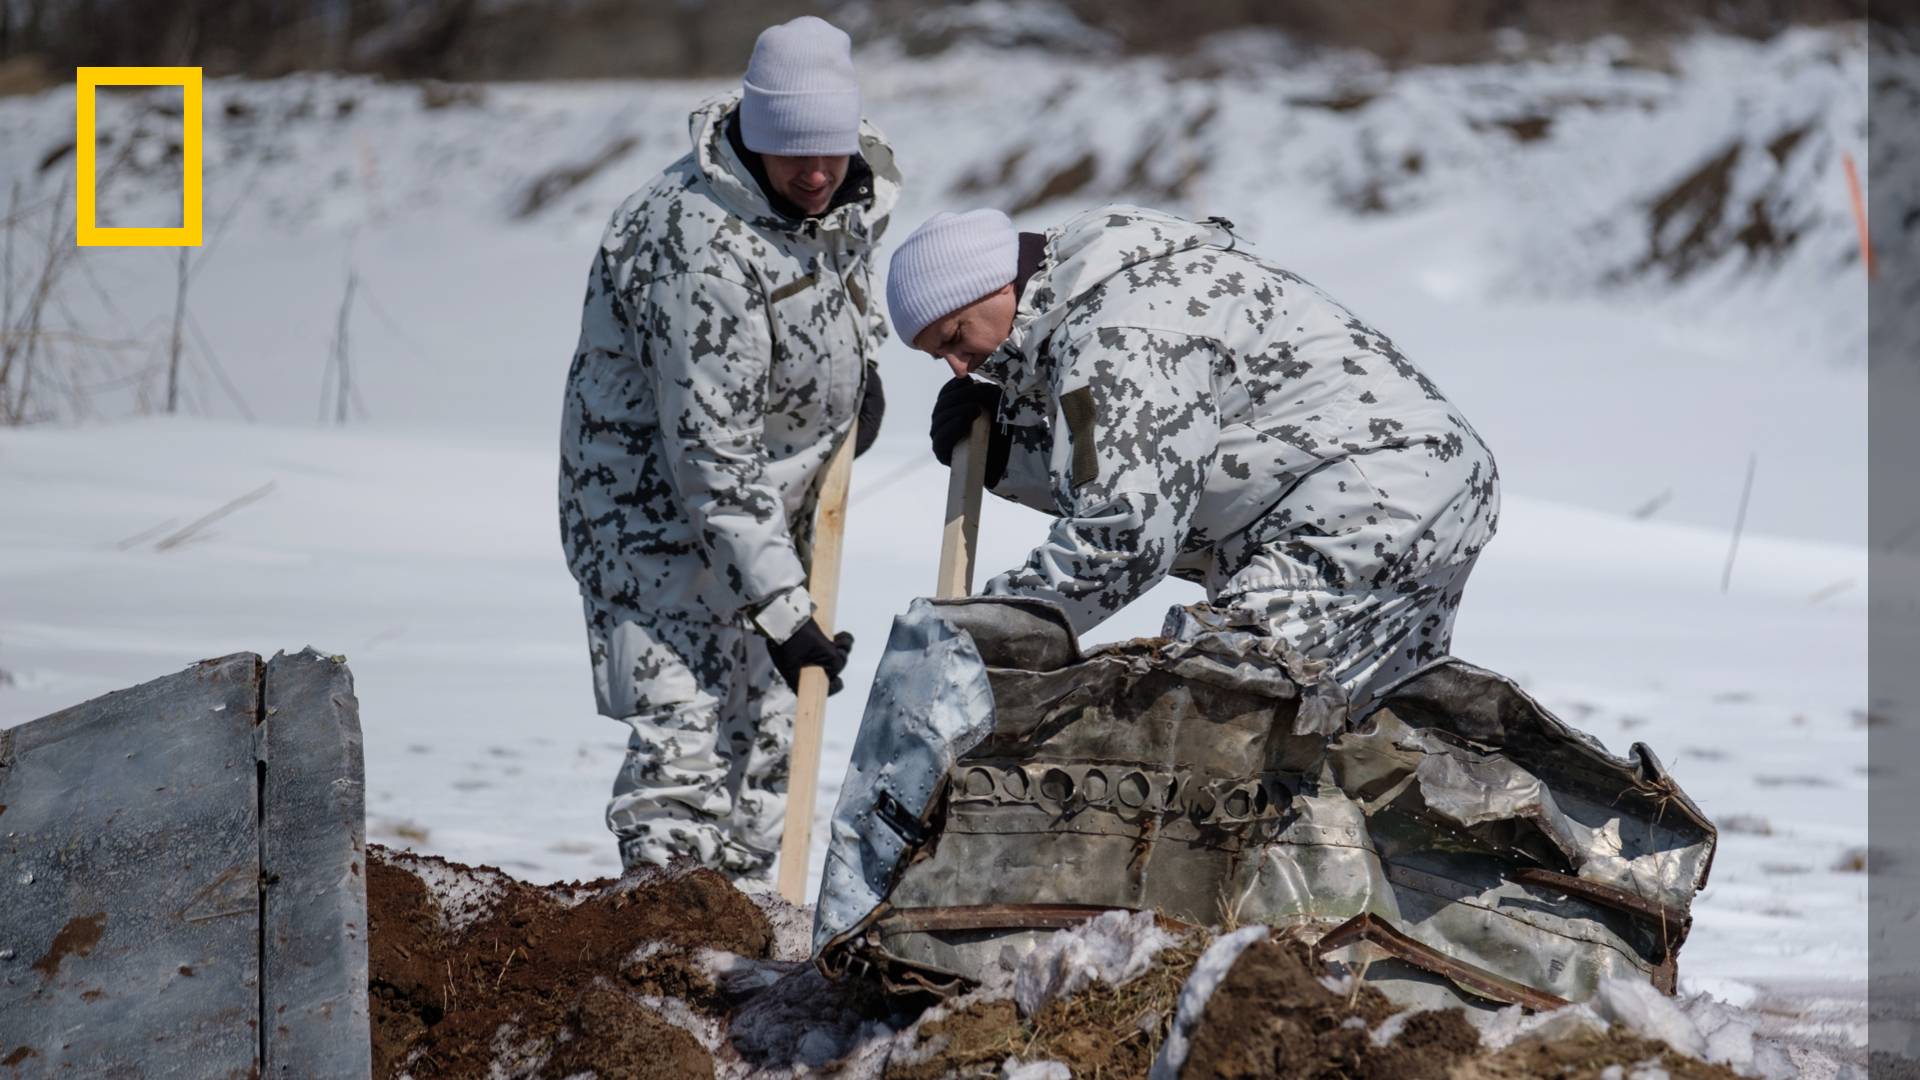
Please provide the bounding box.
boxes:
[0,23,1868,1041]
[0,28,1867,539]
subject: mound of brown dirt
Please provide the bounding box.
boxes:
[365,845,771,1079]
[1180,937,1481,1080]
[846,929,1747,1080]
[1451,1028,1746,1079]
[362,854,1757,1080]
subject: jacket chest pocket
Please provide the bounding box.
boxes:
[764,267,855,448]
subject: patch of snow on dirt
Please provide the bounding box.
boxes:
[381,850,512,933]
[1474,978,1865,1080]
[742,891,816,963]
[1001,1060,1072,1079]
[1011,909,1183,1017]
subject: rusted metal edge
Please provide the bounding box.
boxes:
[871,902,1194,935]
[1312,912,1572,1013]
[1509,868,1692,945]
[816,900,892,981]
[1650,948,1679,995]
[875,955,970,998]
[819,937,972,998]
[822,904,1195,998]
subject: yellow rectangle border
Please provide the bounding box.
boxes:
[75,66,202,247]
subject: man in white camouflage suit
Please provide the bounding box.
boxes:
[886,205,1498,712]
[559,16,899,881]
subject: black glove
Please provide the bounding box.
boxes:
[855,366,884,457]
[766,622,854,695]
[929,377,1011,486]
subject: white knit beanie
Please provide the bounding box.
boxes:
[740,16,862,156]
[887,210,1020,346]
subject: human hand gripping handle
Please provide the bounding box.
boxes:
[929,376,1010,485]
[767,622,854,695]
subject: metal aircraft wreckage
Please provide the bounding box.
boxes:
[813,594,1716,1013]
[807,424,1715,1015]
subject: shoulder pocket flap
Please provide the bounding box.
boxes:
[1060,386,1100,487]
[769,272,818,305]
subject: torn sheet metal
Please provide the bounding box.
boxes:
[812,598,1002,955]
[813,597,1717,1009]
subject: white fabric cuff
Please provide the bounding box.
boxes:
[750,586,816,642]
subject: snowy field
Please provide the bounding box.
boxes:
[0,26,1866,1044]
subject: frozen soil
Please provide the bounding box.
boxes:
[1178,937,1484,1080]
[366,844,769,1079]
[1454,1029,1745,1079]
[885,936,1490,1080]
[363,852,1757,1079]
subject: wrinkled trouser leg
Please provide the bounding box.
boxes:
[1187,449,1497,715]
[585,603,795,884]
[718,634,796,877]
[1219,556,1480,710]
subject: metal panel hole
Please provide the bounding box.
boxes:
[1189,789,1217,818]
[1039,768,1075,804]
[1000,769,1031,800]
[963,767,996,798]
[1081,768,1109,803]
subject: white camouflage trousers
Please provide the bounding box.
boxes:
[1168,556,1479,716]
[584,602,794,883]
[1171,449,1493,716]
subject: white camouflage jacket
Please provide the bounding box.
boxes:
[976,205,1499,633]
[560,93,900,641]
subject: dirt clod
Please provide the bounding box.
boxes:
[1451,1027,1745,1079]
[1182,937,1479,1080]
[366,845,766,1079]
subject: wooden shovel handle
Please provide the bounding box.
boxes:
[936,414,991,600]
[775,422,856,904]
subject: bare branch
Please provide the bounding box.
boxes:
[153,481,277,552]
[166,247,188,413]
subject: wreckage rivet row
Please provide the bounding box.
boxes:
[953,761,1292,826]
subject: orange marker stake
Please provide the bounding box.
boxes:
[1843,151,1875,280]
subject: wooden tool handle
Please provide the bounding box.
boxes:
[776,422,857,904]
[935,414,991,600]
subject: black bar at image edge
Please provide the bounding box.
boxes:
[1871,3,1920,1074]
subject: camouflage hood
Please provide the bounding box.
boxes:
[688,92,902,243]
[985,205,1230,400]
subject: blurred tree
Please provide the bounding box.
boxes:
[0,0,1872,80]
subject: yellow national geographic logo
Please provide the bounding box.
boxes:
[75,66,203,247]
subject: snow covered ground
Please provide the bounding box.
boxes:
[0,24,1867,1042]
